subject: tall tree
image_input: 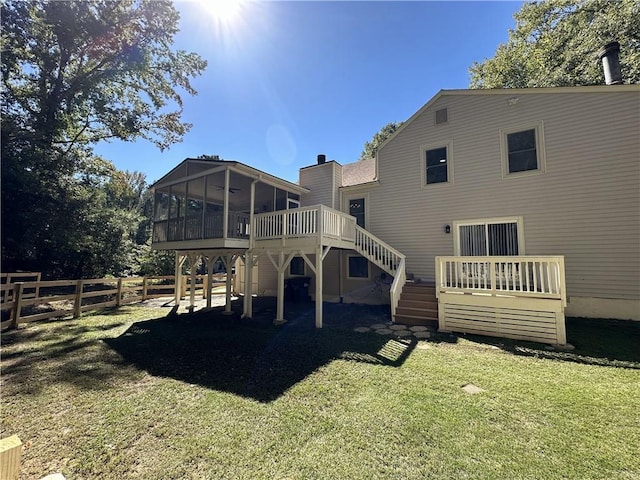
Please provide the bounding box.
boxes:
[469,0,640,88]
[361,121,404,159]
[1,0,206,278]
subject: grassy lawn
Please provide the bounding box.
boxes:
[1,300,639,479]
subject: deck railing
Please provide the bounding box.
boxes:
[253,205,356,244]
[153,211,250,243]
[390,258,406,323]
[436,256,566,306]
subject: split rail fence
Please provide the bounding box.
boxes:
[0,273,233,330]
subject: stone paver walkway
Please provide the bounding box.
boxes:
[353,322,434,339]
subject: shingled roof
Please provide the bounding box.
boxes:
[341,158,376,187]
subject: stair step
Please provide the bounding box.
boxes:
[394,315,438,327]
[401,292,437,302]
[397,299,438,310]
[396,306,438,318]
[402,284,436,294]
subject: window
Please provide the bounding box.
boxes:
[426,147,448,184]
[422,142,452,186]
[507,129,537,172]
[290,256,305,276]
[288,199,300,209]
[288,193,300,209]
[455,218,524,256]
[501,122,546,177]
[349,198,365,228]
[348,256,369,279]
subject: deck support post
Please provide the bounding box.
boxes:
[174,253,187,306]
[205,255,217,309]
[315,246,323,328]
[188,253,198,312]
[275,251,286,325]
[222,254,234,315]
[242,253,254,318]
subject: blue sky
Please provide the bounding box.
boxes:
[94,1,523,184]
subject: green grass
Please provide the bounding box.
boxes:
[1,302,639,479]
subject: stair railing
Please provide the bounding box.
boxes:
[353,225,406,322]
[354,225,404,276]
[390,258,406,323]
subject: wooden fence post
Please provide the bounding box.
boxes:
[74,280,83,318]
[35,272,42,299]
[142,276,148,300]
[12,283,24,328]
[116,278,123,307]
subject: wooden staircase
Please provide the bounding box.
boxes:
[394,282,439,328]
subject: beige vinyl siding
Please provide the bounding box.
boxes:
[298,161,341,209]
[257,254,277,296]
[311,250,341,298]
[372,89,640,301]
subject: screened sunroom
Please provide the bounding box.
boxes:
[151,158,307,251]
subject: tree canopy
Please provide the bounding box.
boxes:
[361,121,404,159]
[469,0,640,88]
[1,0,206,278]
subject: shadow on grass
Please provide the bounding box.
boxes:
[0,306,148,394]
[450,317,640,369]
[105,301,416,403]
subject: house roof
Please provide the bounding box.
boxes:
[151,157,309,194]
[377,84,639,155]
[341,158,376,187]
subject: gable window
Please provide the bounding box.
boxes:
[501,122,546,177]
[422,142,453,186]
[455,218,524,256]
[349,198,365,228]
[348,256,369,279]
[290,256,305,276]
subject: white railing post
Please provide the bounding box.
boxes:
[390,258,405,323]
[558,257,567,307]
[318,205,324,243]
[489,259,497,296]
[435,257,441,298]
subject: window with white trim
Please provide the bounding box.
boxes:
[455,218,524,256]
[500,122,545,177]
[422,142,453,186]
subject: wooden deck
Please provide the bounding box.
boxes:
[435,256,567,346]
